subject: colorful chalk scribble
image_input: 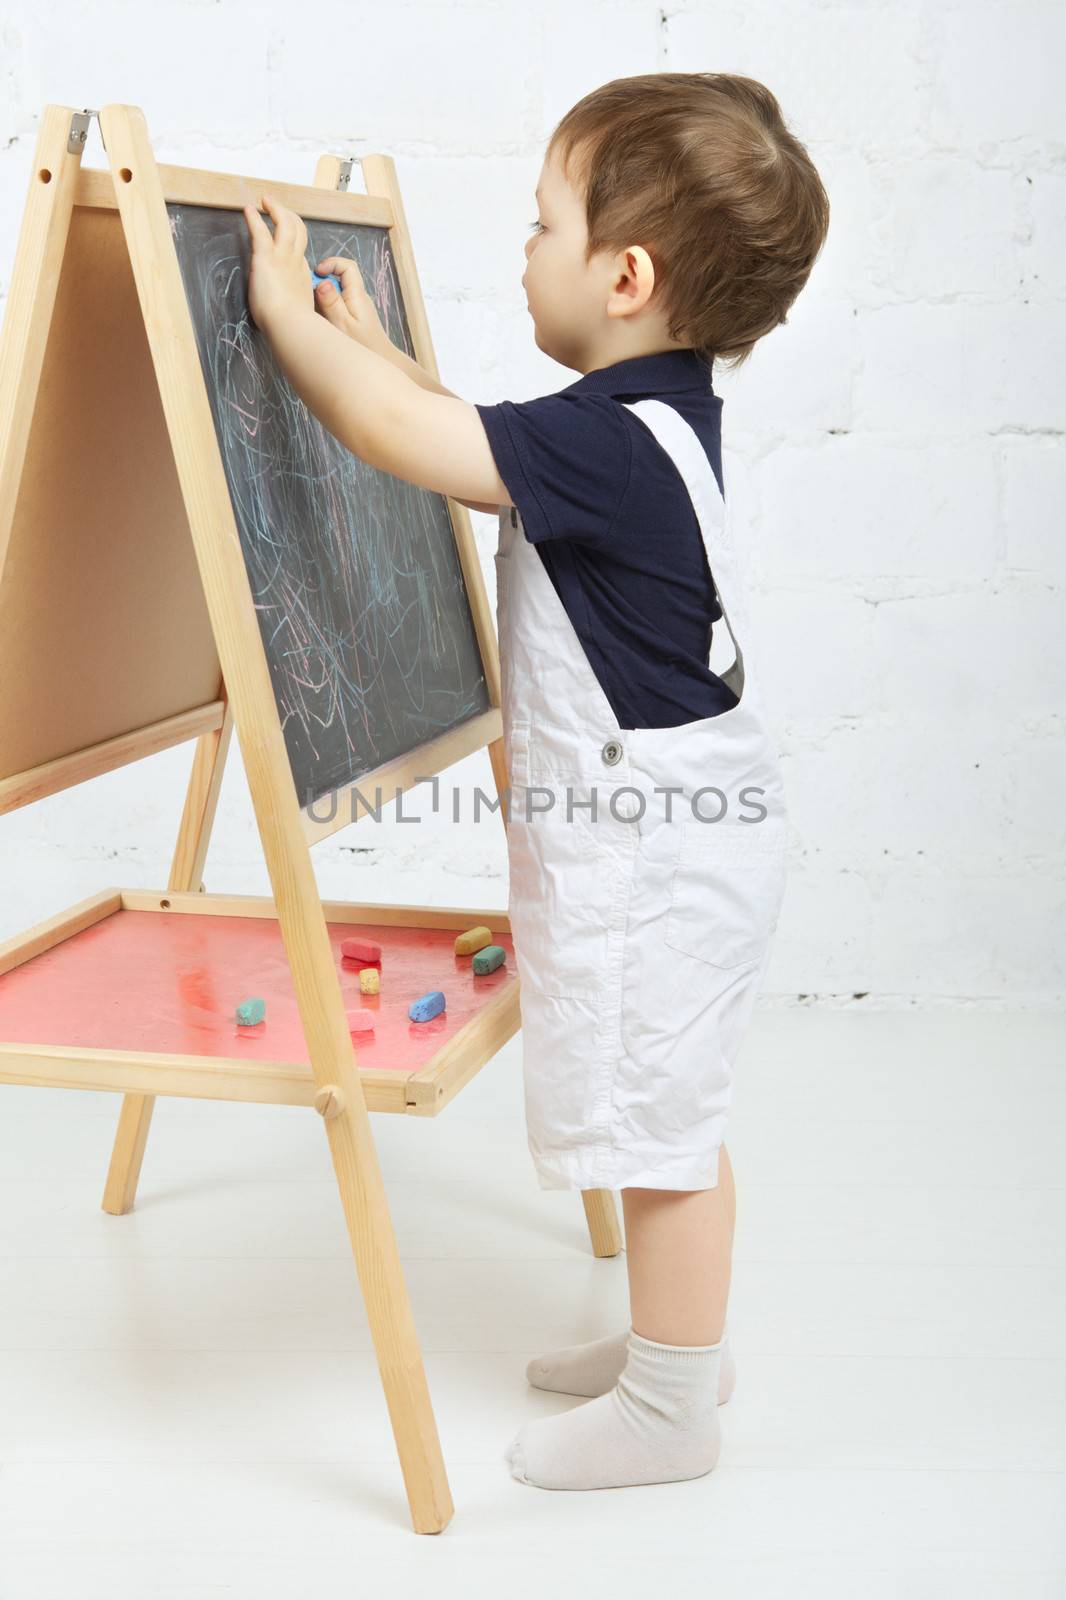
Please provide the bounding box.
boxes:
[166,202,490,811]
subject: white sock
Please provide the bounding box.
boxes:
[527,1319,735,1403]
[506,1329,723,1490]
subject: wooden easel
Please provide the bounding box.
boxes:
[0,103,622,1534]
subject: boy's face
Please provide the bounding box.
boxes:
[523,143,614,373]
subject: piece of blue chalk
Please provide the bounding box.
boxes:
[311,271,342,292]
[408,989,446,1023]
[236,996,265,1026]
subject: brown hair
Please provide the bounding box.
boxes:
[548,72,830,372]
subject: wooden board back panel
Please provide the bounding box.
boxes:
[167,202,492,812]
[0,203,222,785]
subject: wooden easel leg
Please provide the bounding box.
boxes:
[582,1187,623,1257]
[298,154,453,1530]
[101,1094,156,1216]
[102,697,234,1215]
[314,1084,453,1533]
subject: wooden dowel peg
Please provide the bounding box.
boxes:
[313,1084,345,1120]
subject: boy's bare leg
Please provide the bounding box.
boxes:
[719,1141,737,1241]
[525,1145,737,1400]
[508,1153,732,1487]
[621,1158,733,1347]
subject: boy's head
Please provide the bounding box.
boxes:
[523,71,830,377]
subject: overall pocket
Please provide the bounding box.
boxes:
[664,817,788,971]
[505,721,638,1001]
[505,718,531,787]
[505,768,627,1001]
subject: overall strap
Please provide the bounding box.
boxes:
[621,398,755,704]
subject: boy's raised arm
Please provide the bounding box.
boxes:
[243,194,511,511]
[266,307,512,507]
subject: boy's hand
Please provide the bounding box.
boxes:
[311,254,392,356]
[242,193,315,332]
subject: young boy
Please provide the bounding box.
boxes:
[244,70,829,1492]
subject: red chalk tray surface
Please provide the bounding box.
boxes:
[0,909,515,1073]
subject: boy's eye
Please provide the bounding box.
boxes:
[528,218,545,234]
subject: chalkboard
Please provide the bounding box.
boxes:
[166,202,491,811]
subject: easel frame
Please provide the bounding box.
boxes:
[0,104,622,1534]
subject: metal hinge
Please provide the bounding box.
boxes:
[67,108,101,155]
[336,158,353,192]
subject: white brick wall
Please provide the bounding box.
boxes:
[0,0,1062,1004]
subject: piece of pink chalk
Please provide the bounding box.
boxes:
[341,936,381,963]
[346,1007,376,1033]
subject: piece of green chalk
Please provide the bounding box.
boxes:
[409,989,446,1023]
[236,996,265,1026]
[472,944,506,975]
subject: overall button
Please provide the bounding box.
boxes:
[601,739,623,766]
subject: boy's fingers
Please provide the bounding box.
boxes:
[243,202,271,246]
[313,287,352,328]
[259,191,297,250]
[315,255,365,294]
[269,195,306,255]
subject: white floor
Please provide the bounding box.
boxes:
[1,1009,1064,1598]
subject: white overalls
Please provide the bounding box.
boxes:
[494,398,789,1193]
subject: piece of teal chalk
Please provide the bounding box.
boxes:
[472,944,506,975]
[408,989,446,1023]
[236,996,265,1026]
[311,271,342,292]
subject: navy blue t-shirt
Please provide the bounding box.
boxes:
[474,347,738,729]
